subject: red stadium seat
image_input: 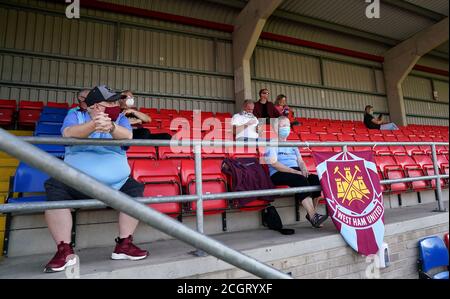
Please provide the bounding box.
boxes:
[352,134,372,152]
[178,110,194,119]
[373,145,391,156]
[0,108,14,126]
[327,127,342,134]
[228,145,259,159]
[215,112,232,119]
[319,134,341,152]
[201,112,215,119]
[414,154,449,188]
[376,167,388,193]
[132,160,182,216]
[309,126,327,134]
[143,120,160,129]
[0,99,16,126]
[299,133,320,155]
[383,136,406,156]
[126,146,157,159]
[0,99,16,110]
[375,156,408,193]
[18,109,41,128]
[202,145,228,159]
[181,159,228,214]
[354,128,369,135]
[158,146,193,160]
[338,134,355,151]
[159,109,178,118]
[302,156,317,174]
[139,108,158,115]
[445,233,449,249]
[395,156,429,191]
[18,100,43,128]
[19,100,43,110]
[293,125,310,134]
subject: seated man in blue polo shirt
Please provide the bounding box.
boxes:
[43,85,148,273]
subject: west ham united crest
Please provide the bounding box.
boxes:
[313,151,385,256]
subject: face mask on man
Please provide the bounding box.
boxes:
[279,127,291,138]
[104,106,122,121]
[126,97,135,107]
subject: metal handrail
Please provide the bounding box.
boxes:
[11,136,449,213]
[15,136,450,147]
[0,175,448,214]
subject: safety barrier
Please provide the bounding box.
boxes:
[0,130,448,278]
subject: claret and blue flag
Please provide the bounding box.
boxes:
[313,151,385,256]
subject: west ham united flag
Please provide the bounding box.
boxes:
[313,151,385,256]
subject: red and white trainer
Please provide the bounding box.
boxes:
[44,241,76,273]
[111,235,148,261]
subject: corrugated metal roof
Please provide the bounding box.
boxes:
[278,0,438,41]
[404,0,449,16]
[103,0,239,25]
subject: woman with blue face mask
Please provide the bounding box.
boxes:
[264,116,328,228]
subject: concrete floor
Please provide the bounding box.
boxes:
[0,201,447,279]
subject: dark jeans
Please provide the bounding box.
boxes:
[44,177,144,201]
[270,167,321,202]
[132,128,172,140]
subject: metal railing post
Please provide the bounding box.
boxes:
[0,128,291,279]
[431,144,445,212]
[193,142,207,257]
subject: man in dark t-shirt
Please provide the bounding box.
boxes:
[364,111,381,129]
[363,105,399,130]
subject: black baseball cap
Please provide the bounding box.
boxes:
[85,85,121,107]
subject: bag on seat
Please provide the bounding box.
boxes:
[262,205,295,235]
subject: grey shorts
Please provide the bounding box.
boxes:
[44,177,144,201]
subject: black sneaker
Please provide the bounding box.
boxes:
[306,213,328,228]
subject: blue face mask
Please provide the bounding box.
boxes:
[279,127,291,138]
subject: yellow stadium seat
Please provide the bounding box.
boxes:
[0,181,8,193]
[0,159,19,168]
[0,168,16,182]
[0,216,4,230]
[7,130,33,137]
[0,230,4,256]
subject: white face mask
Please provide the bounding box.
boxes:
[126,97,135,107]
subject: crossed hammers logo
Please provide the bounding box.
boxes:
[334,165,370,205]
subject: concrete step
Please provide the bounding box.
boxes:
[0,202,447,279]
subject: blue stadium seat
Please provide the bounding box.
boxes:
[418,236,449,279]
[35,123,62,136]
[38,113,66,124]
[42,107,68,115]
[7,162,49,203]
[35,144,65,158]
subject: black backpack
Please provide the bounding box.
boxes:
[261,206,295,235]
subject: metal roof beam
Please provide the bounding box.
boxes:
[233,0,283,111]
[384,17,449,126]
[204,0,448,59]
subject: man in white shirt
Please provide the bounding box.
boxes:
[231,100,260,141]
